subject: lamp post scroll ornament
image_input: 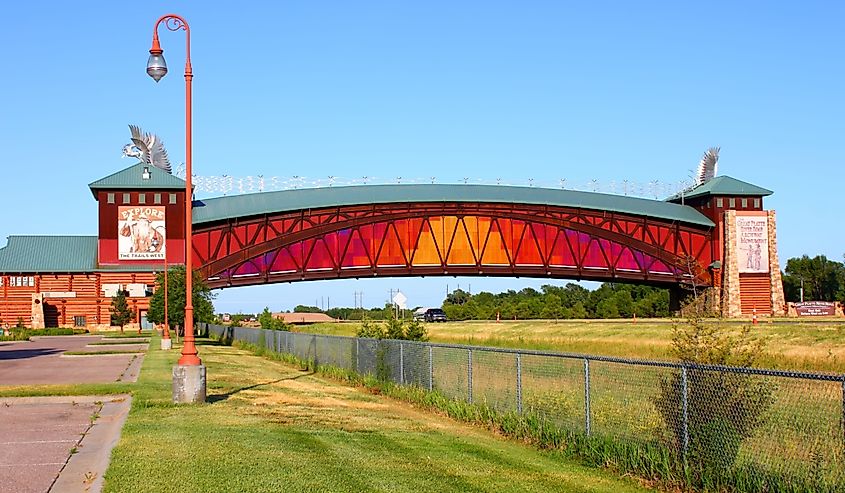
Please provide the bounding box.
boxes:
[146,13,205,403]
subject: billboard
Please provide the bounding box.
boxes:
[736,215,768,273]
[118,206,166,260]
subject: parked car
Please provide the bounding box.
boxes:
[413,308,448,323]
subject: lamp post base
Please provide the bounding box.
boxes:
[172,364,206,404]
[161,338,172,350]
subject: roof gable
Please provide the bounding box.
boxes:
[88,162,186,198]
[666,176,773,202]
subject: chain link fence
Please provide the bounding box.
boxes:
[205,323,845,492]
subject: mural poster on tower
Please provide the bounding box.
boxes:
[735,214,769,273]
[118,206,166,260]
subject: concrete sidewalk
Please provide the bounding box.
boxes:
[0,395,132,493]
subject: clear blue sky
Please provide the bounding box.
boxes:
[1,1,843,313]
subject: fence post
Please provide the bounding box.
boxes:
[516,352,523,415]
[682,366,689,456]
[840,376,844,449]
[355,338,360,373]
[428,345,433,392]
[468,349,474,404]
[399,342,405,385]
[584,358,591,436]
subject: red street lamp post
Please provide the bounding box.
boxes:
[146,14,205,402]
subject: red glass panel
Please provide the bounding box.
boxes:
[305,238,336,271]
[341,229,371,268]
[514,223,543,265]
[615,246,642,271]
[548,230,577,267]
[582,238,610,269]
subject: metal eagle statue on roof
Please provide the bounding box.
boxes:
[121,124,172,174]
[695,147,720,185]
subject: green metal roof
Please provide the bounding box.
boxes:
[0,236,97,273]
[0,236,164,273]
[666,176,773,202]
[193,184,715,228]
[88,162,186,198]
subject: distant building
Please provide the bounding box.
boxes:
[273,312,337,325]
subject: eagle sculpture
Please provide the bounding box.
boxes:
[121,124,172,174]
[695,147,720,185]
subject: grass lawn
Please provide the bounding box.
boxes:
[98,336,654,493]
[297,318,845,372]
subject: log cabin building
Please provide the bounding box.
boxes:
[0,162,187,329]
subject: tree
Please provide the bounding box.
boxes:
[110,290,134,333]
[293,305,323,313]
[445,288,471,305]
[258,307,289,330]
[384,315,405,340]
[782,255,845,302]
[404,318,428,341]
[147,266,216,336]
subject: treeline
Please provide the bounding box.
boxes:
[441,283,670,321]
[242,284,671,321]
[781,255,845,303]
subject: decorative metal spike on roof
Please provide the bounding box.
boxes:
[695,147,720,185]
[185,175,693,200]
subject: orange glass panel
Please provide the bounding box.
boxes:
[480,220,510,265]
[376,223,407,266]
[411,220,442,266]
[446,218,476,265]
[462,216,483,257]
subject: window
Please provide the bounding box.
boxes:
[741,198,748,208]
[716,198,723,208]
[754,198,760,208]
[73,316,86,327]
[139,193,146,204]
[169,193,177,204]
[107,193,115,204]
[0,277,4,287]
[728,198,736,208]
[28,276,34,287]
[154,193,162,204]
[123,193,131,204]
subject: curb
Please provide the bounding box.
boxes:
[51,395,133,493]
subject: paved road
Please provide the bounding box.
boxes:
[0,335,143,492]
[0,336,137,385]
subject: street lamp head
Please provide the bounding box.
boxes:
[146,47,168,82]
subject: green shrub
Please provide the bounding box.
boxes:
[653,318,774,487]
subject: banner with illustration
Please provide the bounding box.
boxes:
[736,215,768,273]
[118,206,166,260]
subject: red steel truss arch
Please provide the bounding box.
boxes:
[193,202,714,289]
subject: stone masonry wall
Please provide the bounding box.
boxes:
[721,210,742,317]
[767,210,786,316]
